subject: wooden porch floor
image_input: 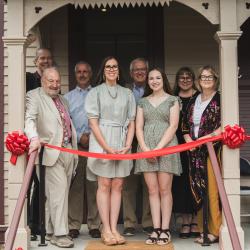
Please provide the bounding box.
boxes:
[30,223,250,250]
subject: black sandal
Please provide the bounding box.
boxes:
[157,229,171,245]
[179,224,190,239]
[145,228,161,245]
[190,223,200,238]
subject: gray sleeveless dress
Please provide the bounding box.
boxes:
[85,83,136,181]
[135,96,182,175]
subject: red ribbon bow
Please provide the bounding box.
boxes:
[222,125,246,149]
[5,131,30,165]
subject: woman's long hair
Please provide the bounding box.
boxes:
[173,66,197,95]
[143,68,172,97]
[95,56,125,86]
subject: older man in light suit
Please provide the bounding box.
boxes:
[25,67,78,248]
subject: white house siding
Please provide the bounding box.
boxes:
[38,6,69,94]
[164,2,219,84]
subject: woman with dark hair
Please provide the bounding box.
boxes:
[172,67,200,239]
[183,65,221,244]
[136,68,182,245]
[85,56,136,245]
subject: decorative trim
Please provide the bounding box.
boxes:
[2,37,28,46]
[72,0,173,8]
[215,31,242,42]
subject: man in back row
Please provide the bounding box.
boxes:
[123,58,153,236]
[64,61,101,239]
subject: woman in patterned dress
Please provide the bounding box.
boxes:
[182,65,222,244]
[136,68,182,245]
[85,56,136,246]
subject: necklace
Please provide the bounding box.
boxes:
[105,84,118,99]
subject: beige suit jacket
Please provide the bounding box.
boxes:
[24,87,78,168]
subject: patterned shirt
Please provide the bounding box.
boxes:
[64,85,91,142]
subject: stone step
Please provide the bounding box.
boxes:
[85,240,174,250]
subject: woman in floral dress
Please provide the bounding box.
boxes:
[182,65,222,244]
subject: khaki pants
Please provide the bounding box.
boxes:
[123,170,152,228]
[68,150,100,231]
[45,146,74,236]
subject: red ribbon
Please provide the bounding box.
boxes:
[5,125,250,163]
[5,131,30,165]
[44,125,250,160]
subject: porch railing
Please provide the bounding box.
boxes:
[4,143,243,250]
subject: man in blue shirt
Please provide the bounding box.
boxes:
[123,58,153,236]
[65,61,101,239]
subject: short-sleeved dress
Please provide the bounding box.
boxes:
[85,83,136,181]
[135,96,182,175]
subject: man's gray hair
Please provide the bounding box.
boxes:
[74,61,92,73]
[129,58,149,72]
[34,48,52,64]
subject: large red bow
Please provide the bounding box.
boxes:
[5,131,29,165]
[222,125,246,149]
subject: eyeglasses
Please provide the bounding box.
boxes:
[200,75,214,81]
[105,65,118,71]
[132,68,147,73]
[179,77,192,82]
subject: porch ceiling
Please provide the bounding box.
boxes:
[24,0,219,34]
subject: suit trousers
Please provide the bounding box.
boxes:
[68,148,100,231]
[123,169,152,228]
[45,145,74,236]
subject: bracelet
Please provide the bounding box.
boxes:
[211,132,216,137]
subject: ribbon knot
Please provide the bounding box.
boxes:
[222,125,246,149]
[5,131,29,165]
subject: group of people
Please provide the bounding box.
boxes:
[25,48,222,248]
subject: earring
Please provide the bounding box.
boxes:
[117,74,119,81]
[103,73,106,81]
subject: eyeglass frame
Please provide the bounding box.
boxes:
[200,75,214,81]
[104,64,119,71]
[178,76,193,82]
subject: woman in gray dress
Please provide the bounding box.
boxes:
[85,56,136,246]
[136,68,182,245]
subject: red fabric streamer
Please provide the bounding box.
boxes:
[44,125,250,160]
[5,131,30,165]
[5,125,250,163]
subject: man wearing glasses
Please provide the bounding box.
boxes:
[123,58,153,236]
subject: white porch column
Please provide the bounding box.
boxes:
[3,0,29,249]
[215,0,243,249]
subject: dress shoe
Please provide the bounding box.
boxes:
[123,227,135,236]
[143,226,154,235]
[30,234,37,241]
[89,228,101,238]
[68,229,79,239]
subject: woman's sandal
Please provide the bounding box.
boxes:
[189,223,200,238]
[157,229,171,245]
[194,233,219,244]
[101,232,117,246]
[112,232,126,245]
[179,224,191,239]
[145,228,161,245]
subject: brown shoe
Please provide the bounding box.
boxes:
[68,229,79,239]
[51,235,74,248]
[101,232,117,246]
